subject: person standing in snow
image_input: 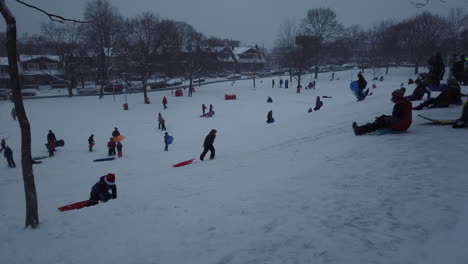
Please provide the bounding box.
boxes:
[428,52,445,87]
[202,104,207,116]
[352,88,412,135]
[160,116,167,131]
[86,173,117,206]
[88,134,95,152]
[0,138,5,153]
[285,79,289,88]
[200,129,217,161]
[112,127,120,138]
[116,141,123,158]
[107,138,116,156]
[279,79,283,88]
[157,113,163,129]
[209,104,214,114]
[272,79,275,88]
[11,107,16,121]
[162,96,168,109]
[164,132,170,151]
[4,145,15,167]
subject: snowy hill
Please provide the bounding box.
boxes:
[1,68,468,264]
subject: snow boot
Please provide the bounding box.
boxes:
[353,122,379,136]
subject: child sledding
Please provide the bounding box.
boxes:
[352,88,412,135]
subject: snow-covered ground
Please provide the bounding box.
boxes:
[1,68,468,264]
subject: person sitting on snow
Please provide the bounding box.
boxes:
[87,173,117,206]
[413,77,462,110]
[267,96,273,103]
[266,110,274,124]
[352,88,412,135]
[405,73,431,101]
[314,96,323,111]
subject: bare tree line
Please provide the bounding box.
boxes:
[275,7,468,81]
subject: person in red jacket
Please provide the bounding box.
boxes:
[352,88,412,135]
[107,138,116,156]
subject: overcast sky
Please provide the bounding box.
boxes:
[4,0,468,49]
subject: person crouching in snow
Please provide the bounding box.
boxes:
[87,173,117,206]
[267,96,273,103]
[352,88,412,135]
[107,138,116,156]
[116,141,123,158]
[266,110,275,124]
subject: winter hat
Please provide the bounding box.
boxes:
[391,88,405,101]
[211,129,217,134]
[105,173,115,185]
[165,132,168,135]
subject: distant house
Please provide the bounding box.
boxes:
[20,55,64,87]
[0,57,24,89]
[216,46,265,73]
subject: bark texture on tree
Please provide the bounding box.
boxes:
[0,0,39,229]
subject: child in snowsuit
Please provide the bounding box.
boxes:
[112,127,120,138]
[87,173,117,207]
[200,129,217,161]
[353,88,412,135]
[116,142,123,158]
[266,110,274,124]
[88,134,95,152]
[107,138,116,156]
[4,145,15,167]
[164,132,170,151]
[162,96,167,109]
[314,96,323,111]
[160,117,166,131]
[47,140,55,157]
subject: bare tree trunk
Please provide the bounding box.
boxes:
[386,64,389,75]
[142,72,148,103]
[66,62,73,97]
[314,65,319,79]
[414,62,419,75]
[0,0,39,229]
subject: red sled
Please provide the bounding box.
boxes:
[173,159,196,167]
[58,200,90,212]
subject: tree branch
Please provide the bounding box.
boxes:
[15,0,92,23]
[410,0,445,8]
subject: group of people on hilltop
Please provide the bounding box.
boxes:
[353,51,467,135]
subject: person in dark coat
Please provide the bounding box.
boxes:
[112,127,120,138]
[357,72,368,91]
[314,96,323,111]
[11,107,16,121]
[453,54,465,83]
[157,113,163,129]
[267,96,273,103]
[202,104,207,116]
[116,142,123,158]
[47,130,57,149]
[266,110,274,124]
[413,77,462,110]
[279,79,283,88]
[162,96,168,109]
[272,79,275,88]
[200,129,217,161]
[0,138,5,153]
[428,52,445,86]
[88,134,95,152]
[107,138,116,156]
[405,73,431,101]
[4,145,15,167]
[353,88,412,135]
[87,173,117,206]
[209,104,213,113]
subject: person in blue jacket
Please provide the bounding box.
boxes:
[87,173,117,206]
[164,132,171,151]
